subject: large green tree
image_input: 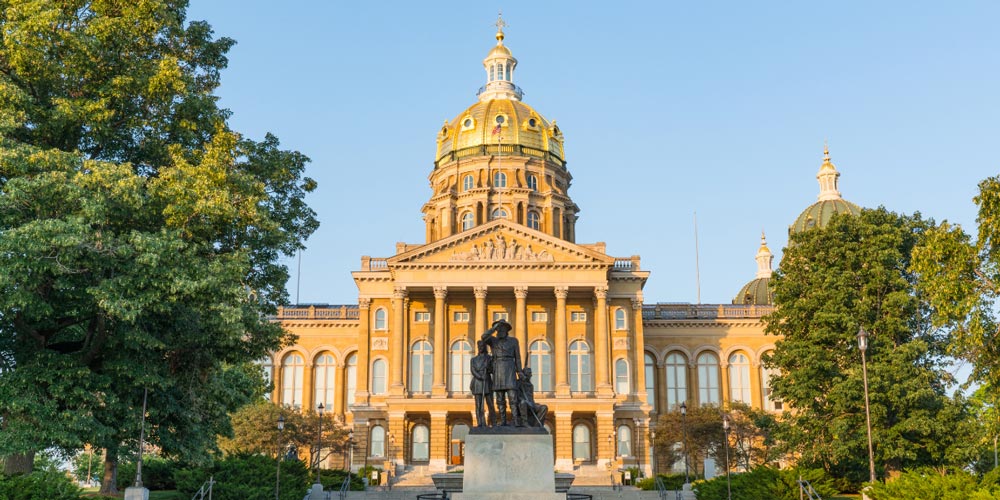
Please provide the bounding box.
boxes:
[0,1,317,494]
[765,208,970,485]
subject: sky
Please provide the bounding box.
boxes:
[186,1,1000,306]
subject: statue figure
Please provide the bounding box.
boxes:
[470,339,497,427]
[481,319,522,427]
[495,235,507,260]
[518,367,548,428]
[484,239,495,259]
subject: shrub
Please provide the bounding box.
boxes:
[311,468,364,491]
[175,454,310,500]
[637,473,689,490]
[0,469,83,500]
[867,469,1000,500]
[117,457,179,490]
[692,467,838,500]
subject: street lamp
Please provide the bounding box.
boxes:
[275,414,285,500]
[858,327,876,485]
[650,429,657,476]
[315,403,325,488]
[722,413,731,500]
[633,418,643,480]
[680,402,690,485]
[346,430,354,470]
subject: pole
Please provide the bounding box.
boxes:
[693,212,701,304]
[134,387,148,488]
[681,403,690,484]
[315,403,324,487]
[723,417,731,500]
[861,348,876,484]
[276,414,284,500]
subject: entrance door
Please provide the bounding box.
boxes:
[450,439,464,465]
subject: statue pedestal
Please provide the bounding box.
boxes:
[123,487,149,500]
[453,432,564,500]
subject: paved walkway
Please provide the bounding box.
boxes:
[337,486,680,499]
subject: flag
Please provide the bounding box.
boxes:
[492,123,502,136]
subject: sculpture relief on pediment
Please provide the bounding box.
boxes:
[450,234,554,262]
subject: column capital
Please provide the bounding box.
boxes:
[631,297,643,310]
[554,286,569,300]
[392,287,408,300]
[358,297,372,309]
[474,286,489,299]
[514,286,529,299]
[594,286,608,299]
[433,286,448,299]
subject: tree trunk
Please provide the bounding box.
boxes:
[99,446,118,495]
[2,452,35,475]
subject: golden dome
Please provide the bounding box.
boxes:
[435,98,565,167]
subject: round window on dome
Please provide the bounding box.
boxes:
[463,118,473,128]
[495,115,505,125]
[528,118,537,127]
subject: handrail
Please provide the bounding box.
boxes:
[435,143,564,169]
[643,303,775,320]
[190,475,215,500]
[654,475,668,500]
[797,477,822,500]
[338,473,351,500]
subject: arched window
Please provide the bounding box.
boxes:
[569,340,593,392]
[616,424,632,457]
[463,174,474,191]
[529,340,553,392]
[345,353,357,411]
[461,212,474,231]
[370,425,386,457]
[491,208,508,220]
[450,340,473,393]
[665,352,687,410]
[371,359,387,395]
[697,352,721,405]
[526,174,538,191]
[410,340,433,393]
[505,62,511,81]
[493,171,507,188]
[645,353,657,413]
[614,308,627,330]
[314,352,336,409]
[374,308,387,330]
[497,63,504,81]
[761,352,782,411]
[527,211,540,230]
[489,65,495,82]
[614,358,629,395]
[728,352,751,404]
[281,353,304,409]
[412,424,430,461]
[572,424,592,461]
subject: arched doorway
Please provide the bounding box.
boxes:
[450,423,470,465]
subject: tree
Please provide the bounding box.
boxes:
[725,402,780,471]
[219,400,352,470]
[0,1,317,494]
[912,176,1000,390]
[652,404,725,477]
[765,208,970,484]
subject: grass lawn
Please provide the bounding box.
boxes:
[830,495,862,499]
[80,487,183,499]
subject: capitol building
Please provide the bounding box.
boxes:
[266,20,860,479]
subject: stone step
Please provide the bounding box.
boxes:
[337,486,680,500]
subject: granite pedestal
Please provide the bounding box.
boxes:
[453,431,564,500]
[123,486,149,500]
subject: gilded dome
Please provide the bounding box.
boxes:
[435,99,564,166]
[789,146,861,234]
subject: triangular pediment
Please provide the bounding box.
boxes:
[388,219,614,266]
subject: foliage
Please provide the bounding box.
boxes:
[219,400,352,470]
[312,468,364,491]
[116,457,178,491]
[692,467,838,500]
[0,0,317,492]
[71,448,101,485]
[765,208,973,482]
[637,473,688,490]
[174,454,310,500]
[651,404,725,476]
[867,469,1000,500]
[0,469,83,500]
[725,402,781,470]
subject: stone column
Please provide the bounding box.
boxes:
[390,287,407,395]
[514,286,529,363]
[430,411,449,472]
[632,297,647,404]
[433,286,448,395]
[720,360,731,405]
[332,361,344,417]
[752,361,764,409]
[388,412,406,471]
[596,411,615,469]
[688,361,698,406]
[594,286,612,396]
[554,411,574,471]
[474,286,488,337]
[554,286,570,396]
[303,361,315,413]
[272,353,282,405]
[355,298,371,405]
[655,359,667,415]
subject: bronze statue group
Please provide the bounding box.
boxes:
[471,319,549,429]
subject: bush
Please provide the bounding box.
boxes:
[117,457,179,490]
[692,467,838,500]
[638,473,689,490]
[0,469,83,500]
[175,454,310,500]
[311,468,364,491]
[867,469,1000,500]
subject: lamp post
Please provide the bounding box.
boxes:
[680,402,690,485]
[276,414,285,500]
[722,413,731,500]
[858,327,876,486]
[346,430,354,470]
[650,429,657,477]
[315,403,324,488]
[633,418,643,480]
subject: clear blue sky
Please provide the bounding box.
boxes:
[187,1,999,306]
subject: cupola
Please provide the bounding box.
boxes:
[789,145,861,234]
[733,232,774,305]
[478,14,522,102]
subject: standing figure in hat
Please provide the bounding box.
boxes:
[481,319,523,427]
[470,339,497,427]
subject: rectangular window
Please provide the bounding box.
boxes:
[453,311,470,323]
[414,311,430,322]
[571,311,587,322]
[492,311,509,322]
[531,311,547,322]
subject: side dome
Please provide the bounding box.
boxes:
[435,99,565,167]
[733,232,774,305]
[789,146,861,234]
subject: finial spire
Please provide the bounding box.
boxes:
[755,231,773,279]
[816,142,842,201]
[478,12,521,101]
[495,11,507,43]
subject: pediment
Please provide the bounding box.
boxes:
[388,219,614,267]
